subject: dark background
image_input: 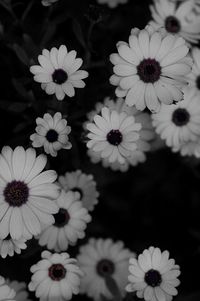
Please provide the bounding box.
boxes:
[0,0,200,300]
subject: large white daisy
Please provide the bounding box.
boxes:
[152,88,200,150]
[110,26,192,112]
[0,276,16,301]
[6,280,31,301]
[0,235,27,258]
[77,238,134,300]
[30,112,72,157]
[30,45,88,101]
[38,189,91,252]
[150,0,200,44]
[86,107,142,164]
[28,250,83,301]
[58,170,99,212]
[0,146,59,240]
[96,0,128,8]
[126,246,181,301]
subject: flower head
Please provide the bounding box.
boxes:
[126,246,181,301]
[77,238,134,300]
[30,112,72,157]
[58,170,99,211]
[30,45,88,100]
[28,250,83,301]
[110,27,192,112]
[0,146,59,240]
[0,276,16,301]
[0,235,27,258]
[38,190,91,252]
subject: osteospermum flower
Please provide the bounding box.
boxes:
[77,238,134,300]
[58,170,99,211]
[188,47,200,92]
[42,0,59,5]
[96,0,128,8]
[30,45,88,100]
[126,246,181,301]
[0,276,16,301]
[86,107,142,164]
[86,98,155,171]
[29,250,83,301]
[6,280,31,301]
[152,88,200,150]
[0,146,59,240]
[30,112,72,157]
[150,0,200,44]
[38,190,91,252]
[0,235,27,258]
[110,27,192,112]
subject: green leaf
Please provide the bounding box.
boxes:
[105,276,122,301]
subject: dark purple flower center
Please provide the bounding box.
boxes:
[4,181,29,207]
[48,264,66,281]
[165,16,181,33]
[144,269,162,287]
[46,129,58,143]
[52,69,68,85]
[137,59,161,83]
[96,259,115,278]
[71,187,83,200]
[196,75,200,90]
[172,108,190,126]
[54,208,70,227]
[107,130,123,146]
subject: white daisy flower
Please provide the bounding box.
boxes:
[30,112,72,157]
[42,0,59,6]
[152,88,200,150]
[96,0,128,8]
[0,235,27,258]
[86,107,142,164]
[0,276,16,301]
[150,0,200,44]
[188,47,200,92]
[28,250,83,301]
[38,189,91,252]
[0,146,59,240]
[110,27,192,112]
[6,280,31,301]
[77,238,134,300]
[126,246,181,301]
[30,45,88,101]
[58,170,99,212]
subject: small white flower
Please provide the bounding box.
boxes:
[58,170,99,211]
[126,246,181,301]
[42,0,58,6]
[0,276,16,301]
[152,88,200,150]
[188,47,200,92]
[110,27,192,112]
[86,107,142,164]
[77,238,134,300]
[0,236,27,258]
[150,0,200,44]
[96,0,128,8]
[28,250,83,301]
[38,190,91,252]
[6,280,31,301]
[0,146,59,240]
[30,45,88,100]
[30,112,72,157]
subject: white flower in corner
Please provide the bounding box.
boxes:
[6,280,31,301]
[0,276,16,301]
[0,235,27,258]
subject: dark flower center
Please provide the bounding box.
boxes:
[46,129,58,143]
[144,269,162,287]
[165,16,181,33]
[71,187,83,200]
[54,208,70,228]
[48,264,66,281]
[52,69,68,85]
[4,181,29,207]
[96,259,115,278]
[137,59,161,83]
[107,130,123,146]
[172,108,190,126]
[196,75,200,90]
